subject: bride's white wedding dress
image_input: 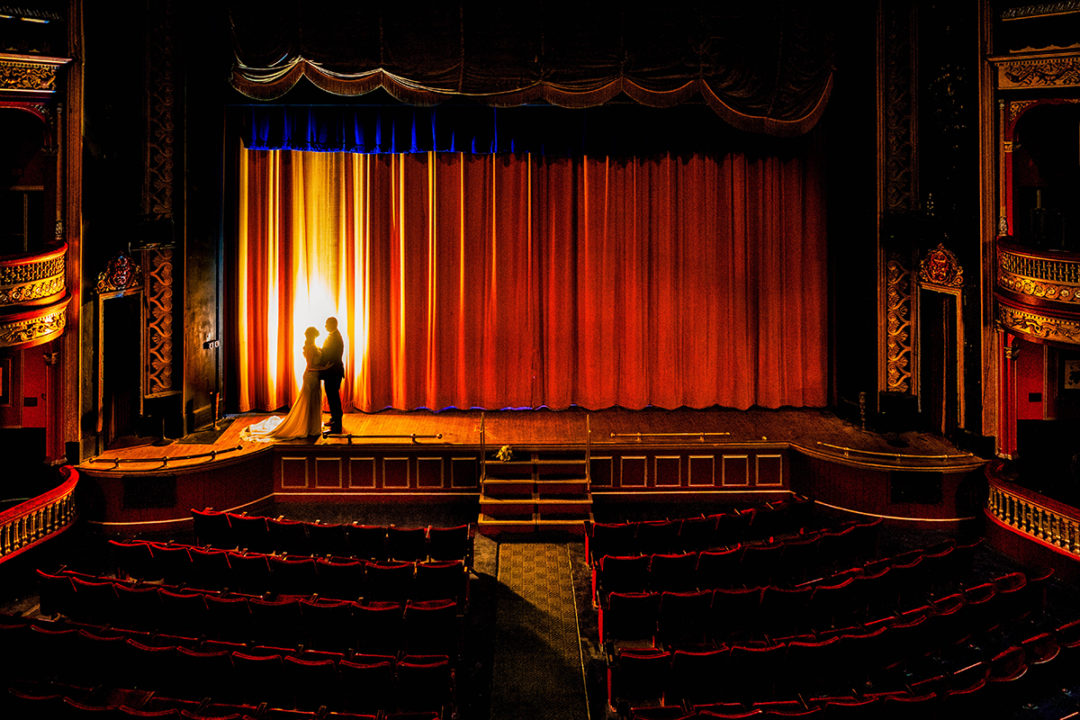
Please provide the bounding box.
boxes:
[244,344,324,441]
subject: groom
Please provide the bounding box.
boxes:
[319,316,345,434]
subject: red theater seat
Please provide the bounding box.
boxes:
[667,648,729,706]
[404,598,460,656]
[110,539,156,580]
[204,593,252,642]
[427,524,471,563]
[307,520,349,557]
[268,516,311,555]
[649,552,699,593]
[365,560,415,602]
[609,648,670,711]
[414,559,468,603]
[696,546,742,590]
[338,656,395,713]
[268,554,318,595]
[394,656,452,713]
[587,522,637,564]
[657,590,712,649]
[677,515,718,553]
[228,513,270,553]
[354,601,405,655]
[346,524,388,561]
[227,551,271,594]
[709,587,761,642]
[189,547,233,589]
[636,520,681,555]
[148,543,194,585]
[602,591,659,646]
[300,597,357,651]
[284,654,340,709]
[387,526,429,562]
[191,507,232,548]
[598,554,651,598]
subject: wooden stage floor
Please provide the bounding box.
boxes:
[80,406,981,473]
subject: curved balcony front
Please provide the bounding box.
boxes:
[0,242,67,308]
[996,240,1080,345]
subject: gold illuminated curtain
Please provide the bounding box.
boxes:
[235,146,827,413]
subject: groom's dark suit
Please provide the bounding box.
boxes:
[320,328,345,433]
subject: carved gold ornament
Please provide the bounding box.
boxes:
[998,247,1080,305]
[997,55,1080,90]
[0,53,69,95]
[998,303,1080,345]
[885,255,913,393]
[919,243,964,288]
[0,245,67,307]
[96,253,142,294]
[0,298,69,349]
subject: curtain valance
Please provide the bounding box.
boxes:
[229,2,835,137]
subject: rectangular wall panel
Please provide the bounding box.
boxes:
[721,455,749,487]
[416,457,445,488]
[620,456,647,487]
[590,457,613,487]
[755,454,784,486]
[315,457,343,489]
[688,455,715,487]
[280,457,308,489]
[348,458,376,489]
[655,456,682,487]
[451,457,479,488]
[383,458,410,488]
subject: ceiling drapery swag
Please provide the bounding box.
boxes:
[228,2,836,137]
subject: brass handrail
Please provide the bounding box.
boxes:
[88,444,244,469]
[0,465,78,562]
[815,441,974,461]
[609,431,732,441]
[334,433,444,445]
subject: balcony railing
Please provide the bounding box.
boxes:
[0,465,78,563]
[986,461,1080,557]
[0,242,67,308]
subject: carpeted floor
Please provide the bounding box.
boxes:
[490,543,591,720]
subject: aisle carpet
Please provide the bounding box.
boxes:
[489,543,590,720]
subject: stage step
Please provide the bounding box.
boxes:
[477,512,590,537]
[479,449,592,538]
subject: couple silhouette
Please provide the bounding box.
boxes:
[245,317,344,441]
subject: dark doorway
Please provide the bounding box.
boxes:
[102,293,143,448]
[919,291,959,436]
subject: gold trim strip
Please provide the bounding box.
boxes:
[812,499,975,523]
[998,247,1080,304]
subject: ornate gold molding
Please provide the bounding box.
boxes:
[0,244,67,307]
[992,52,1080,90]
[998,246,1080,304]
[998,302,1080,345]
[919,243,964,288]
[0,297,69,349]
[0,53,69,96]
[96,253,142,294]
[143,246,175,395]
[885,254,913,393]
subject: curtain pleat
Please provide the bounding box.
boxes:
[234,147,827,412]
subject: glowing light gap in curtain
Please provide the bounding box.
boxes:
[235,147,827,412]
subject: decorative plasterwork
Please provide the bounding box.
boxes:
[0,297,69,349]
[885,254,913,393]
[883,3,917,213]
[0,53,69,97]
[993,52,1080,90]
[144,0,174,221]
[919,243,964,288]
[96,253,142,294]
[998,246,1080,304]
[0,244,67,307]
[998,303,1080,345]
[143,246,175,395]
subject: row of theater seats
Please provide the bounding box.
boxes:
[604,566,1039,652]
[191,509,472,565]
[592,519,890,602]
[107,539,469,604]
[607,568,1045,708]
[598,540,997,646]
[37,569,462,656]
[0,614,452,716]
[585,497,817,562]
[621,617,1080,719]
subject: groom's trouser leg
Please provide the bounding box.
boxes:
[326,375,343,424]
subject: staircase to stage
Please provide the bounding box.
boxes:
[478,449,593,536]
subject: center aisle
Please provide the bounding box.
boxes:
[489,542,591,720]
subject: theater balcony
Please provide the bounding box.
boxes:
[0,243,70,350]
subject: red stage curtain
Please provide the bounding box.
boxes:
[234,146,826,413]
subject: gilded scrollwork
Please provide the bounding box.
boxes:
[96,253,142,294]
[885,254,913,392]
[0,58,57,92]
[919,243,964,288]
[0,303,67,348]
[998,304,1080,345]
[144,247,175,394]
[997,248,1080,307]
[998,55,1080,90]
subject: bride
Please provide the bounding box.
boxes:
[243,326,324,441]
